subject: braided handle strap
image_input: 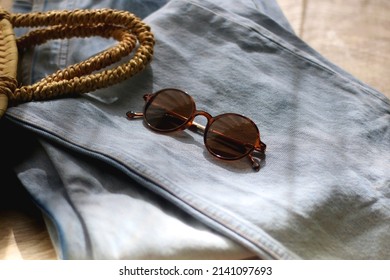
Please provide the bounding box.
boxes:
[0,9,17,118]
[0,8,154,118]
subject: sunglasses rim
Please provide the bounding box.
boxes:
[203,112,261,160]
[143,88,196,132]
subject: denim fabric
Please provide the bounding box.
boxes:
[2,121,251,259]
[5,0,390,259]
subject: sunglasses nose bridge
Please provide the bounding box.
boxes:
[194,110,212,122]
[187,110,212,133]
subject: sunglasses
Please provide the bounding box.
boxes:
[126,88,266,171]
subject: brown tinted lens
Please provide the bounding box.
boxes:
[205,114,259,159]
[144,89,194,131]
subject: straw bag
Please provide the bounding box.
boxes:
[0,7,154,118]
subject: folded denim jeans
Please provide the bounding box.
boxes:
[4,0,390,259]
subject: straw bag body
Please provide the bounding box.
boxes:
[0,8,154,118]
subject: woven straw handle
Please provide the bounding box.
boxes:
[0,8,154,118]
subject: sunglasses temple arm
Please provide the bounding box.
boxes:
[189,121,206,134]
[257,141,266,152]
[200,128,266,153]
[248,154,261,171]
[249,141,266,171]
[126,111,144,119]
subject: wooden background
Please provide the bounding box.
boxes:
[278,0,389,98]
[1,0,389,259]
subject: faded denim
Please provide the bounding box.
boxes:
[4,0,390,259]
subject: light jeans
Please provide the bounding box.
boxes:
[3,0,389,259]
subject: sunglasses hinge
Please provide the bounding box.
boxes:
[126,111,144,119]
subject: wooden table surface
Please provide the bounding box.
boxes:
[1,0,389,259]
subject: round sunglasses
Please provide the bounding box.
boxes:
[126,88,266,171]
